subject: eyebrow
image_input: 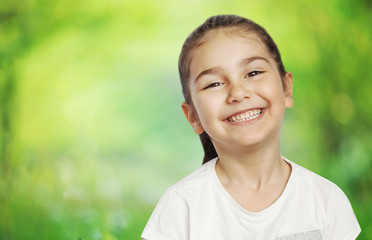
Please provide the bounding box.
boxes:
[239,56,270,67]
[194,56,270,82]
[194,67,222,83]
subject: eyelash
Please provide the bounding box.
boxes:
[202,70,263,90]
[245,70,263,78]
[203,82,224,90]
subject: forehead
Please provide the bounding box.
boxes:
[189,29,273,79]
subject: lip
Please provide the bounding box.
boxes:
[224,108,266,124]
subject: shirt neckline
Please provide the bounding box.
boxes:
[207,156,296,218]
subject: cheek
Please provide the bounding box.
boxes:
[257,80,287,107]
[194,94,221,126]
[194,97,213,120]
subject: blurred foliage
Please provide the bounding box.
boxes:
[0,0,371,239]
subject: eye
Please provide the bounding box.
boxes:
[245,70,263,78]
[203,82,224,90]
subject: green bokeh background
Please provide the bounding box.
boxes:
[1,0,371,239]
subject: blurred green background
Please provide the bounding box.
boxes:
[1,0,371,239]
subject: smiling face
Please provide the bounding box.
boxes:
[181,29,293,154]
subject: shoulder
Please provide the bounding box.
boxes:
[287,158,343,196]
[288,158,355,212]
[285,158,361,239]
[151,159,214,210]
[154,157,216,209]
[141,158,217,240]
[167,158,216,196]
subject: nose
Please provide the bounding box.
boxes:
[226,82,251,104]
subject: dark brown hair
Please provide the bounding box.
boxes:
[178,14,287,164]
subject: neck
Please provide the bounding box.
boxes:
[213,135,289,189]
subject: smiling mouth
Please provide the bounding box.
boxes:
[227,108,263,122]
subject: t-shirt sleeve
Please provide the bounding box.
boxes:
[141,189,189,240]
[325,185,361,240]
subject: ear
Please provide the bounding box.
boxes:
[181,102,205,135]
[283,72,293,108]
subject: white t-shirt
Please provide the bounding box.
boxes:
[141,157,361,240]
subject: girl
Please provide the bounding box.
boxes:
[141,15,360,240]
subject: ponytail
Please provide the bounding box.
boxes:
[199,132,218,164]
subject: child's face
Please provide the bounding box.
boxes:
[182,30,293,152]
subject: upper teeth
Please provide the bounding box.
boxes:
[228,109,262,122]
